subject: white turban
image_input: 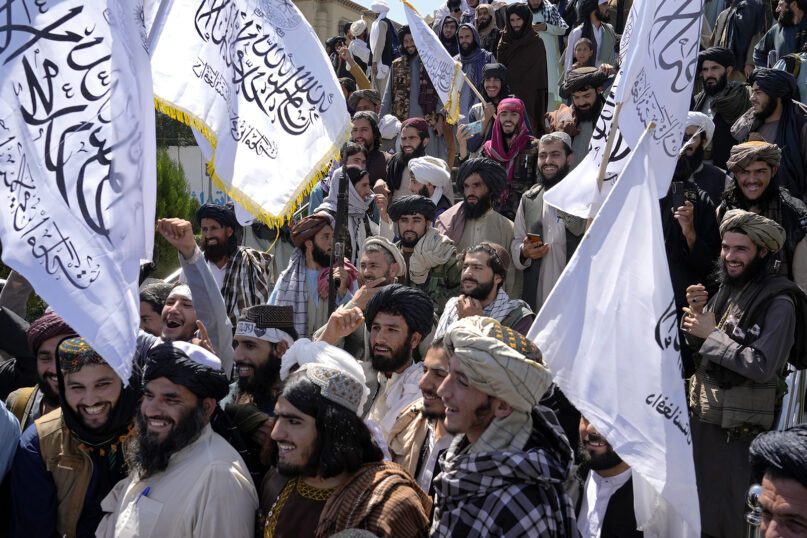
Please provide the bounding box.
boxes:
[280,338,370,412]
[378,114,401,140]
[167,284,192,301]
[686,111,715,146]
[350,19,367,36]
[408,156,453,203]
[371,0,389,14]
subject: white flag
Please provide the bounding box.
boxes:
[0,2,156,383]
[149,0,351,226]
[529,128,700,535]
[545,0,702,218]
[402,0,465,124]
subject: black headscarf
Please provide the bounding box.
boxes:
[749,68,799,100]
[578,0,600,58]
[750,423,807,489]
[196,201,240,229]
[365,284,434,337]
[143,343,230,401]
[698,46,736,69]
[456,157,507,199]
[478,63,513,103]
[388,195,437,222]
[559,66,608,99]
[505,3,533,40]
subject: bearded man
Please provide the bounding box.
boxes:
[692,47,750,170]
[563,0,617,70]
[683,210,807,537]
[97,342,257,537]
[454,23,495,116]
[385,117,431,202]
[731,68,807,199]
[380,26,437,122]
[557,66,609,162]
[684,112,732,204]
[511,132,587,311]
[753,0,807,68]
[350,111,388,184]
[193,202,273,327]
[407,155,454,217]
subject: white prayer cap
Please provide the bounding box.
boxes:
[167,284,192,301]
[408,156,452,191]
[371,0,389,13]
[280,338,370,411]
[378,114,401,139]
[360,236,407,277]
[169,340,223,371]
[686,111,715,146]
[350,19,367,36]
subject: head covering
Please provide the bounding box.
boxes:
[143,342,230,400]
[196,202,239,229]
[280,338,370,412]
[27,310,74,354]
[388,194,438,222]
[401,117,430,139]
[236,305,296,346]
[364,284,434,337]
[370,0,389,14]
[167,284,193,302]
[456,156,507,198]
[483,98,532,180]
[698,46,736,69]
[378,114,401,139]
[719,209,786,253]
[482,62,507,82]
[750,423,807,490]
[445,316,552,412]
[477,241,512,272]
[408,156,452,192]
[505,3,532,39]
[350,19,367,36]
[539,131,573,153]
[58,337,106,373]
[348,89,381,111]
[726,141,782,172]
[749,68,798,100]
[360,236,407,277]
[559,66,608,99]
[352,110,382,150]
[686,111,715,146]
[293,364,366,414]
[290,212,334,248]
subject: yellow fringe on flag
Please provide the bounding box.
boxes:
[154,96,351,228]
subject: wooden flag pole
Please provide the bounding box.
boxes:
[596,101,624,193]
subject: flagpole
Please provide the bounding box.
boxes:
[595,101,623,192]
[147,0,175,54]
[461,69,487,103]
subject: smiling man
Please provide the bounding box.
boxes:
[718,141,807,290]
[431,316,575,537]
[258,344,432,537]
[683,210,807,537]
[97,342,257,538]
[385,117,431,202]
[11,337,139,538]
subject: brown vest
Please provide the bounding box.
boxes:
[34,409,93,538]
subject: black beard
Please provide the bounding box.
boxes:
[703,73,728,96]
[237,354,281,397]
[573,98,602,123]
[202,240,230,263]
[460,41,478,56]
[672,156,692,183]
[312,243,332,268]
[686,145,705,173]
[754,96,779,122]
[404,47,418,58]
[277,437,322,477]
[540,163,570,189]
[125,402,207,479]
[712,254,769,288]
[418,185,430,197]
[462,276,495,300]
[422,409,446,420]
[401,143,426,164]
[594,10,610,23]
[779,8,795,26]
[477,17,492,29]
[370,333,413,374]
[463,196,491,219]
[578,439,624,471]
[399,232,422,248]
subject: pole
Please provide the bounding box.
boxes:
[146,0,175,55]
[328,167,348,314]
[596,102,624,192]
[460,68,487,104]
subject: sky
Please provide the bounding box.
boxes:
[354,0,455,26]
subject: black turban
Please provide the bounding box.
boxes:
[749,68,798,100]
[456,157,507,198]
[388,195,437,222]
[365,284,434,337]
[750,423,807,490]
[482,63,507,82]
[698,46,736,69]
[559,66,609,99]
[196,202,240,229]
[144,344,230,401]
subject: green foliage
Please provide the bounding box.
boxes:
[155,111,196,146]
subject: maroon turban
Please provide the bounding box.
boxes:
[291,213,334,248]
[26,310,75,354]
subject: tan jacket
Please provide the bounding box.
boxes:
[387,399,429,477]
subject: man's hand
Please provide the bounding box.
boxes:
[332,266,349,296]
[682,308,717,339]
[483,102,496,122]
[674,200,696,248]
[352,277,387,310]
[456,123,472,159]
[685,284,709,314]
[520,237,550,261]
[338,45,356,67]
[191,320,215,353]
[318,306,365,344]
[745,64,754,79]
[532,22,547,32]
[157,218,197,260]
[374,192,390,223]
[456,295,484,319]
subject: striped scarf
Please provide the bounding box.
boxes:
[271,250,310,338]
[221,247,273,329]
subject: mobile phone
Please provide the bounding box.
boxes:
[526,233,543,244]
[671,181,685,209]
[466,120,483,136]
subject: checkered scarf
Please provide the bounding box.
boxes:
[431,406,577,537]
[271,250,310,338]
[221,246,273,328]
[434,288,527,338]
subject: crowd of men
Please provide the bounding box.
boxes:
[1,0,807,536]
